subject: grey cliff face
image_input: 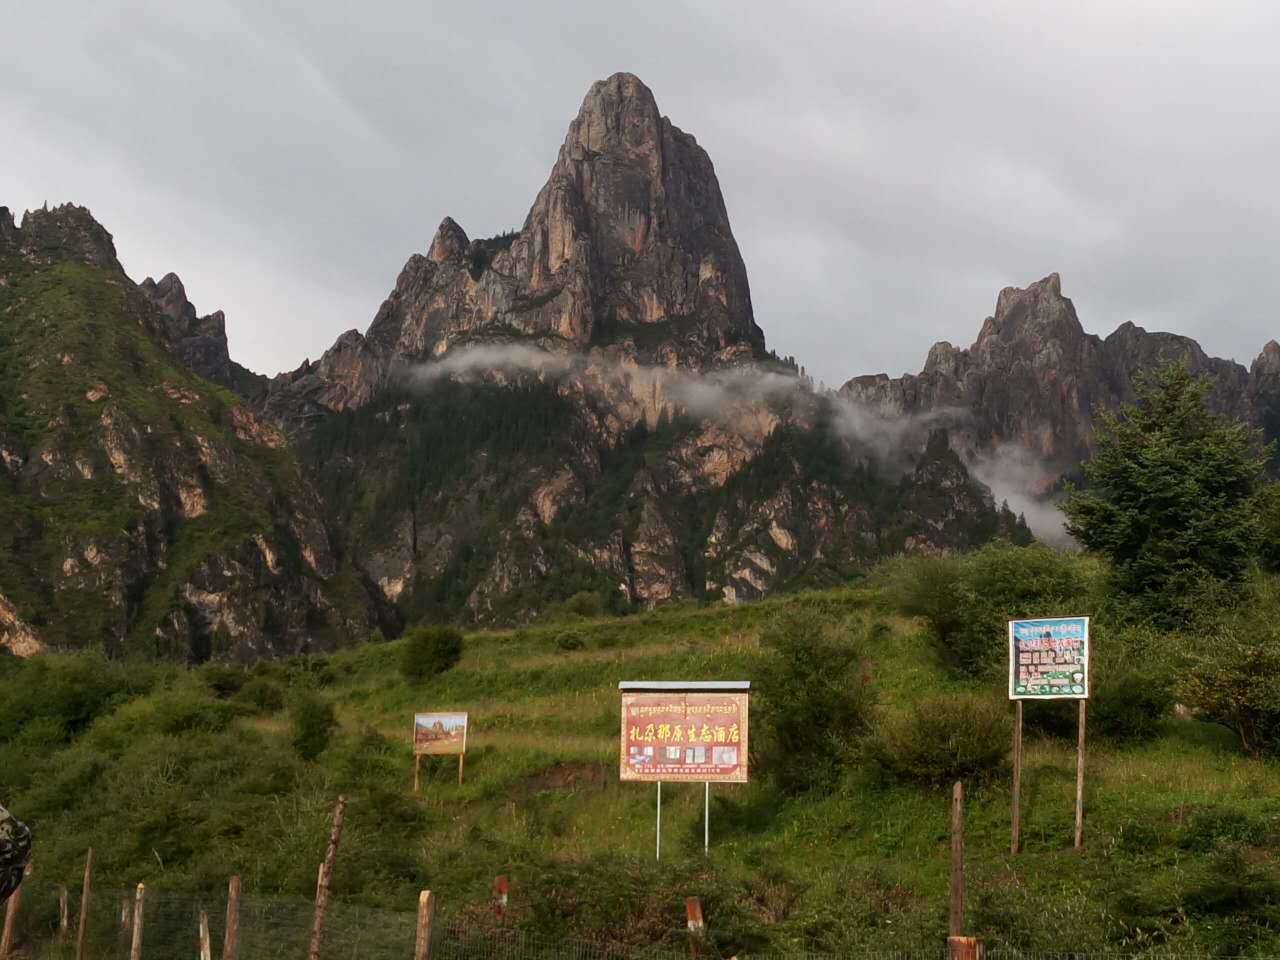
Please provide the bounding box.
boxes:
[840,273,1275,469]
[265,72,764,427]
[139,272,267,397]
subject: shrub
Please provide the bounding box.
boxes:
[1176,606,1280,757]
[235,677,286,713]
[756,611,874,795]
[555,630,586,651]
[202,663,249,698]
[879,543,1095,678]
[400,625,464,681]
[553,591,606,619]
[290,692,337,761]
[871,692,1010,786]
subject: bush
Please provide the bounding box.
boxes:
[235,677,286,713]
[555,630,586,651]
[400,625,464,681]
[879,543,1095,677]
[756,611,874,795]
[290,692,337,761]
[552,591,606,619]
[871,692,1010,786]
[1178,629,1280,757]
[202,664,249,698]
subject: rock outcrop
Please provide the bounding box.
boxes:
[264,72,765,430]
[140,272,268,397]
[841,273,1273,471]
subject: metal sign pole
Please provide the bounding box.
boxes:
[704,782,710,855]
[656,781,662,861]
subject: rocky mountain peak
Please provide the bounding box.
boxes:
[138,270,263,396]
[1253,340,1280,378]
[427,217,469,263]
[266,73,765,428]
[5,203,121,270]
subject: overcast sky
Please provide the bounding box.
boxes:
[3,0,1278,385]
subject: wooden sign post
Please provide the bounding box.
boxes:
[1075,700,1087,849]
[949,782,964,939]
[1008,617,1090,851]
[1010,700,1023,855]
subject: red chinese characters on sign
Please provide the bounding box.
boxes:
[619,693,748,783]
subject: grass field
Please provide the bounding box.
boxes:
[5,582,1280,957]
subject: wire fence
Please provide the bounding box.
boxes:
[6,879,1280,960]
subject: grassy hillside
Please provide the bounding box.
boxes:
[5,556,1280,957]
[0,208,376,657]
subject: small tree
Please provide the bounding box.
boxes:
[290,692,337,761]
[756,610,874,795]
[1063,362,1271,623]
[400,625,464,681]
[1177,618,1280,757]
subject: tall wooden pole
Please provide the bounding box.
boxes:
[1010,700,1023,855]
[414,755,421,794]
[128,883,145,960]
[57,883,69,940]
[949,781,964,938]
[307,795,347,960]
[1074,700,1087,849]
[0,862,30,959]
[198,910,212,960]
[222,875,241,960]
[74,848,93,960]
[413,890,435,960]
[458,753,465,786]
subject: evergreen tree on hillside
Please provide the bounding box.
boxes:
[1063,362,1272,622]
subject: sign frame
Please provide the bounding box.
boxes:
[1008,616,1090,701]
[617,681,750,784]
[412,712,469,756]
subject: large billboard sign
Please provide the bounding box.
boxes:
[619,688,748,783]
[1009,617,1089,700]
[413,712,468,755]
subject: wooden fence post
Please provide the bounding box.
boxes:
[413,890,435,960]
[947,935,984,959]
[949,781,964,938]
[307,795,347,960]
[57,883,68,940]
[198,909,212,960]
[0,862,31,959]
[74,848,93,960]
[492,875,508,921]
[685,897,706,960]
[1075,700,1087,849]
[120,897,131,931]
[128,883,145,960]
[222,875,241,960]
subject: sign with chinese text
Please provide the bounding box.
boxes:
[619,692,748,782]
[413,712,468,755]
[1009,617,1089,700]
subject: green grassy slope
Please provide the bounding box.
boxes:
[5,583,1280,957]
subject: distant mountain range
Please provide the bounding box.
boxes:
[2,73,1274,660]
